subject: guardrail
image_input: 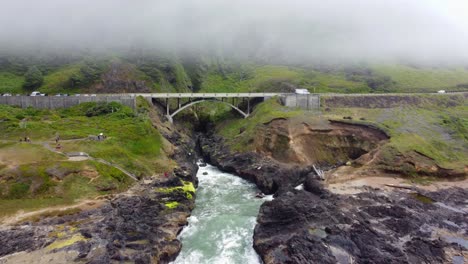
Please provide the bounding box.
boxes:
[123,92,287,98]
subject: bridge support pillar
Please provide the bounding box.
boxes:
[166,98,170,116]
[166,115,173,124]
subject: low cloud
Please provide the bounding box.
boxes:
[1,0,467,64]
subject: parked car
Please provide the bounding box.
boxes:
[30,91,46,96]
[295,88,310,95]
[437,90,446,94]
[55,93,69,96]
[1,93,12,96]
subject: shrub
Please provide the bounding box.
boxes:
[23,66,44,90]
[8,182,30,199]
[85,102,124,117]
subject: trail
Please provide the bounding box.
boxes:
[0,199,105,225]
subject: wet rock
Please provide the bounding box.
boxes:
[254,187,468,264]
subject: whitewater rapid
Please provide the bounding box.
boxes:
[172,163,272,264]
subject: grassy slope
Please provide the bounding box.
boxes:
[200,64,468,94]
[324,105,468,170]
[0,101,170,217]
[39,64,83,94]
[4,59,468,95]
[0,72,24,94]
[200,65,368,93]
[216,96,468,171]
[373,65,468,92]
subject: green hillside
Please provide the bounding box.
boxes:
[2,54,468,95]
[0,72,24,94]
[373,65,468,92]
[0,100,172,216]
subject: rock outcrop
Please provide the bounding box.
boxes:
[254,183,468,264]
[201,118,467,264]
[0,167,197,264]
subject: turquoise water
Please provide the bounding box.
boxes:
[173,163,272,264]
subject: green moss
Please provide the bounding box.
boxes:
[165,201,180,209]
[46,234,87,251]
[157,181,195,199]
[410,193,435,204]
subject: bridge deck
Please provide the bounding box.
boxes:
[125,93,286,98]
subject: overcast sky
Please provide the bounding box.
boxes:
[0,0,467,64]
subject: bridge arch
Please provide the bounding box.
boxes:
[169,98,249,121]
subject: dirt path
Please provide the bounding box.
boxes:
[327,176,468,195]
[0,199,105,226]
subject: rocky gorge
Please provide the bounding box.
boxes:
[199,117,468,263]
[1,96,467,264]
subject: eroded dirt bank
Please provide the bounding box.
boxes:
[254,118,388,166]
[201,118,467,263]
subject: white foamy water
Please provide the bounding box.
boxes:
[173,164,269,264]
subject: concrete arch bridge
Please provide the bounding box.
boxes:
[146,93,285,123]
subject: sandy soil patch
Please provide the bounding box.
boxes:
[0,199,105,226]
[0,248,80,264]
[327,176,468,195]
[68,156,89,161]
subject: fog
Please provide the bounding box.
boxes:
[1,0,467,64]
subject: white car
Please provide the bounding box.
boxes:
[295,88,310,95]
[437,90,446,94]
[30,91,46,96]
[1,93,12,96]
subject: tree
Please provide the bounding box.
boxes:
[23,66,43,90]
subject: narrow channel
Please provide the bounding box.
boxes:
[173,163,272,264]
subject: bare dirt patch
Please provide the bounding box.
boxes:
[0,199,105,226]
[327,176,468,195]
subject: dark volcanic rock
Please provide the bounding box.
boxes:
[0,227,52,256]
[254,185,468,264]
[0,172,197,264]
